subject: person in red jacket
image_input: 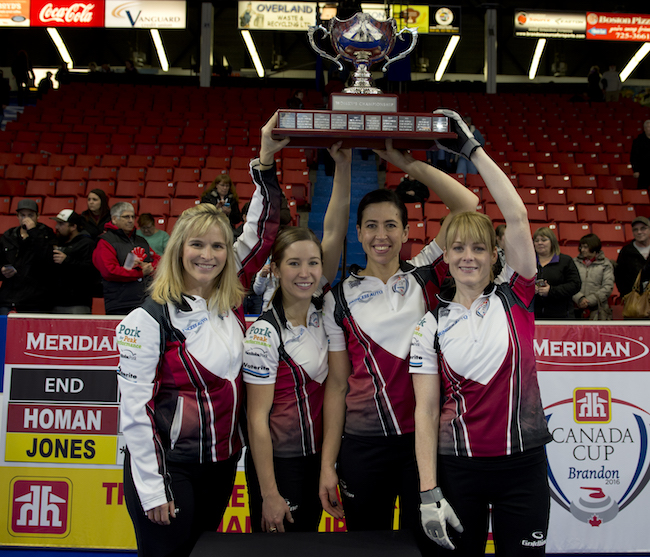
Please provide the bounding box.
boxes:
[92,202,160,314]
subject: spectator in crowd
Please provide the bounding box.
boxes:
[37,71,54,96]
[201,175,242,228]
[11,49,33,106]
[533,227,581,319]
[395,175,430,204]
[50,209,97,314]
[494,223,506,277]
[572,233,614,320]
[601,64,622,102]
[615,216,650,297]
[631,120,650,190]
[455,116,485,175]
[82,188,111,241]
[0,199,55,314]
[1,69,12,118]
[137,213,169,255]
[92,202,160,315]
[587,65,604,103]
[88,62,98,72]
[124,60,138,74]
[251,261,277,312]
[286,90,305,109]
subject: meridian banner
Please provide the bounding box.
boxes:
[1,317,649,551]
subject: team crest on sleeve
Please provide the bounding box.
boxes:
[476,299,490,318]
[392,275,409,296]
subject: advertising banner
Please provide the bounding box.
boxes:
[586,11,650,42]
[238,1,316,31]
[514,10,586,39]
[105,0,186,29]
[0,0,30,26]
[536,323,650,553]
[30,0,105,27]
[2,317,649,551]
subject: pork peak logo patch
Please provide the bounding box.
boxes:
[392,275,409,296]
[545,390,650,526]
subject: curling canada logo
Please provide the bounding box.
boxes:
[545,388,650,525]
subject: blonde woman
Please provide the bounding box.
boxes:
[116,115,288,557]
[410,110,551,555]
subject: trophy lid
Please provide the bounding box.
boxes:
[329,12,397,66]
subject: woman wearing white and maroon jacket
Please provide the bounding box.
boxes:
[243,145,350,533]
[115,115,288,557]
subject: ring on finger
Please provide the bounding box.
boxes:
[269,526,278,533]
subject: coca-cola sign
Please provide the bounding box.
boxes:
[31,0,105,27]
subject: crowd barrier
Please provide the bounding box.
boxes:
[0,314,649,553]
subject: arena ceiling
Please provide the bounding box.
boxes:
[1,1,648,87]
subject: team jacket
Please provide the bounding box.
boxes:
[243,292,328,458]
[409,266,552,458]
[116,160,281,512]
[323,242,448,438]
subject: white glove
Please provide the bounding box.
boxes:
[420,487,464,550]
[434,108,482,161]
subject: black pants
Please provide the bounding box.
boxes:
[124,451,239,557]
[245,449,322,532]
[437,447,550,557]
[337,433,437,555]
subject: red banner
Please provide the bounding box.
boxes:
[586,11,650,42]
[30,0,105,27]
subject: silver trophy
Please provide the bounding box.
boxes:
[308,12,418,95]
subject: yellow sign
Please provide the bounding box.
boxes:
[1,467,136,548]
[6,434,118,465]
[391,4,430,34]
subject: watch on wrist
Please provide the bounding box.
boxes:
[420,486,444,504]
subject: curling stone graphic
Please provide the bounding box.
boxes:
[570,487,619,524]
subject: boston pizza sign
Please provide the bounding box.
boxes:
[31,0,105,27]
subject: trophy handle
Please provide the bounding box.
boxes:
[308,24,344,71]
[381,27,419,73]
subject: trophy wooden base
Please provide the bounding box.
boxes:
[272,109,456,150]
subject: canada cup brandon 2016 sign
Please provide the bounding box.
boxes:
[536,323,650,553]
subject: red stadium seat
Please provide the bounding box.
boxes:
[61,166,89,181]
[577,204,608,223]
[557,223,591,245]
[55,180,86,197]
[538,189,567,205]
[115,181,146,198]
[146,168,174,182]
[594,189,622,205]
[592,223,626,245]
[26,180,56,197]
[42,196,75,216]
[170,198,200,216]
[607,205,636,224]
[174,168,201,182]
[139,197,171,216]
[547,204,578,223]
[89,167,118,181]
[408,221,426,243]
[545,175,571,188]
[144,181,175,198]
[621,190,649,205]
[175,181,206,199]
[566,189,596,205]
[101,155,127,167]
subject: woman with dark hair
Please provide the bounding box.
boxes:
[82,188,111,240]
[533,227,581,319]
[572,233,614,320]
[319,134,478,544]
[243,145,351,533]
[201,174,242,227]
[410,110,551,556]
[116,115,288,557]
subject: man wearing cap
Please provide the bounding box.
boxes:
[615,216,650,297]
[50,209,97,314]
[0,199,56,314]
[92,202,160,315]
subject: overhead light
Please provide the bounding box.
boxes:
[150,29,169,72]
[528,38,546,80]
[435,35,460,81]
[620,42,650,82]
[47,28,73,69]
[241,30,265,78]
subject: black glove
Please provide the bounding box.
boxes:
[434,108,481,161]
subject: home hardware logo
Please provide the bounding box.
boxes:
[10,478,71,536]
[545,389,650,526]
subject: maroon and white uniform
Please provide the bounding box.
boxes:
[409,266,551,457]
[116,161,281,512]
[242,296,328,458]
[323,242,448,437]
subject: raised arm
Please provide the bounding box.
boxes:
[321,143,352,284]
[435,109,536,279]
[374,140,478,249]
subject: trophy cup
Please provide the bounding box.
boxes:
[273,12,453,149]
